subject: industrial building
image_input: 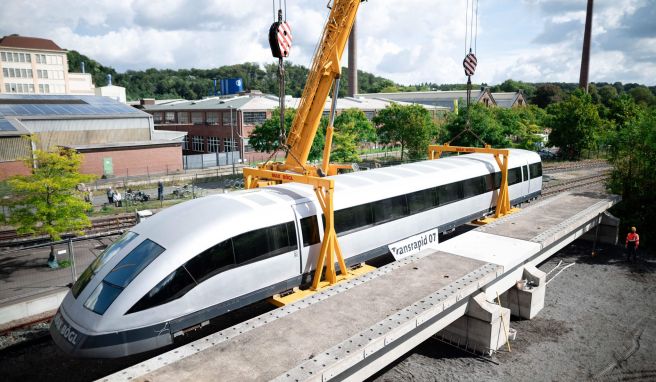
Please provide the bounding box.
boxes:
[0,94,184,180]
[143,91,448,162]
[359,88,527,111]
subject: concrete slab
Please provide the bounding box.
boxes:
[104,251,494,382]
[437,231,540,271]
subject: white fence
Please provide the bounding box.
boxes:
[183,151,241,169]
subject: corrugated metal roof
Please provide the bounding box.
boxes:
[144,93,450,112]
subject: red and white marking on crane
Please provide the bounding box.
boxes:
[463,52,477,76]
[277,21,293,57]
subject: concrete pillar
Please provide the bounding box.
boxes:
[582,211,620,246]
[500,265,546,319]
[439,292,510,354]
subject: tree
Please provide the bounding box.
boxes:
[629,86,656,107]
[545,90,602,160]
[373,104,438,160]
[248,108,325,161]
[532,84,565,108]
[8,146,95,265]
[443,104,508,147]
[330,124,361,163]
[333,108,376,144]
[606,107,655,247]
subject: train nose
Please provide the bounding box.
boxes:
[50,309,87,357]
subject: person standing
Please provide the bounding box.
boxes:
[114,190,122,207]
[106,187,114,205]
[626,226,640,262]
[158,180,164,201]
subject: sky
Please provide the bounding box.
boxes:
[1,0,654,86]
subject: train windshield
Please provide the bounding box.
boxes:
[71,231,139,298]
[84,239,166,315]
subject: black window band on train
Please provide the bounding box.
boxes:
[126,221,298,314]
[331,166,531,237]
[529,162,542,179]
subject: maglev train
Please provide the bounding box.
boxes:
[51,149,542,358]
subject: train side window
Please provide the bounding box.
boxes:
[126,266,196,314]
[507,167,522,186]
[266,221,297,257]
[462,176,486,198]
[300,216,320,247]
[334,204,373,234]
[407,188,438,214]
[493,172,502,189]
[522,166,529,181]
[103,239,165,288]
[233,221,298,265]
[184,239,235,284]
[529,162,542,178]
[437,181,461,206]
[372,195,408,224]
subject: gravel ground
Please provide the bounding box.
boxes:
[373,241,656,382]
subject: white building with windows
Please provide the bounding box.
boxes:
[0,34,94,96]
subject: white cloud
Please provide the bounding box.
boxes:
[0,0,653,86]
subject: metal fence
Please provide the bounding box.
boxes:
[0,235,121,305]
[183,151,242,170]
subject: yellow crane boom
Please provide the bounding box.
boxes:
[269,0,362,175]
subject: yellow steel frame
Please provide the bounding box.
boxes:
[428,143,513,218]
[243,167,348,290]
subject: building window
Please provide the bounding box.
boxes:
[222,111,236,126]
[182,135,189,150]
[0,52,5,61]
[164,112,176,123]
[178,112,190,124]
[243,111,266,125]
[192,136,204,152]
[38,69,48,79]
[38,84,50,93]
[224,138,236,152]
[191,112,204,124]
[206,112,219,124]
[152,112,163,123]
[208,137,220,152]
[36,54,46,64]
[25,53,31,62]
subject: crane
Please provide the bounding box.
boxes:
[243,0,364,292]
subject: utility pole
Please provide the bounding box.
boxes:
[348,19,358,97]
[579,0,594,92]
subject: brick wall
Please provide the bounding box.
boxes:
[79,145,183,178]
[0,160,31,180]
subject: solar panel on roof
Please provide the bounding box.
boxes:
[0,118,17,132]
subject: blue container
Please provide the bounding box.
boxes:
[220,78,244,95]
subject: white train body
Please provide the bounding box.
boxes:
[51,149,542,357]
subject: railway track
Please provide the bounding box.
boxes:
[0,214,137,248]
[542,159,609,173]
[542,172,610,197]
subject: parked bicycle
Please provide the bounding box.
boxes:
[125,189,151,203]
[172,184,193,198]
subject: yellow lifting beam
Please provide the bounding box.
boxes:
[243,167,349,291]
[428,143,516,219]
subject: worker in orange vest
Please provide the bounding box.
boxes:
[625,226,640,262]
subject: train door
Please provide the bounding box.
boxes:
[520,163,530,199]
[291,201,322,276]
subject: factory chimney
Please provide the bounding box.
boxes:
[578,0,594,92]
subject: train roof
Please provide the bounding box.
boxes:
[133,149,538,248]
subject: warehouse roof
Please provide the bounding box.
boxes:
[0,94,150,119]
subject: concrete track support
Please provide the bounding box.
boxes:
[501,265,546,320]
[439,292,510,354]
